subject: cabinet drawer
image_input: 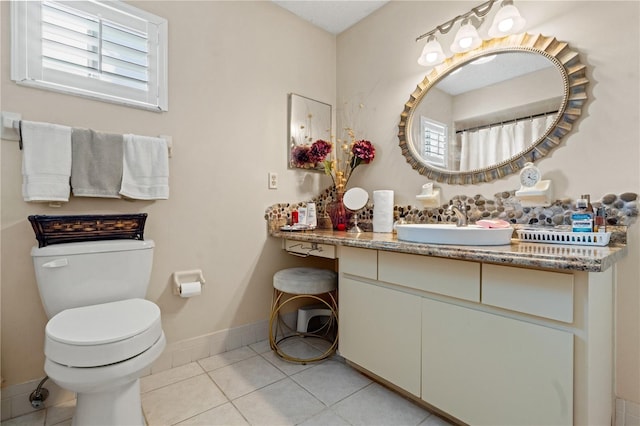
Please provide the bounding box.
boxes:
[482,264,574,323]
[339,246,377,280]
[378,251,480,302]
[284,240,336,259]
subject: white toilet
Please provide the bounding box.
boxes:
[31,239,166,426]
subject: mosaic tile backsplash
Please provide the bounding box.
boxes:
[265,189,638,238]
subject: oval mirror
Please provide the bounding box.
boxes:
[399,33,588,184]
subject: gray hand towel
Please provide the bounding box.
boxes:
[71,128,123,198]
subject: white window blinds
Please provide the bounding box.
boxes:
[420,117,447,167]
[11,1,168,112]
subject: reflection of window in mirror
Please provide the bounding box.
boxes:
[420,117,447,168]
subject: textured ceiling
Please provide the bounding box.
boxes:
[272,0,389,34]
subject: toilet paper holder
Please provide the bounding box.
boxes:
[173,269,206,295]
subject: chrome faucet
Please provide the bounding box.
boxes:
[448,200,468,227]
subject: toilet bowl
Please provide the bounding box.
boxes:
[43,298,166,425]
[30,239,165,425]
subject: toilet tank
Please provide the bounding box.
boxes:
[31,240,155,318]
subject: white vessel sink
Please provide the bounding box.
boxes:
[396,224,513,246]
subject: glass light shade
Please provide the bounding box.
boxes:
[417,38,446,67]
[450,23,482,53]
[488,4,526,37]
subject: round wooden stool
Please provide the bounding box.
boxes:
[269,267,338,363]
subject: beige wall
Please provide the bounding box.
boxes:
[337,1,640,404]
[0,1,335,386]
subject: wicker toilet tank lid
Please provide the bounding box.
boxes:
[31,239,155,257]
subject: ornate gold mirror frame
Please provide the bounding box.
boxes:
[398,33,589,184]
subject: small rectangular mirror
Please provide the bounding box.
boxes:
[288,93,332,171]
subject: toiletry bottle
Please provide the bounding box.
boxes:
[581,194,594,215]
[298,207,307,226]
[572,198,594,232]
[595,206,606,233]
[291,210,298,225]
[307,202,317,228]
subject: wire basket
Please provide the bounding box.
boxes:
[516,229,611,247]
[28,214,147,247]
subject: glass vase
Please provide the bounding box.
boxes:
[328,190,352,231]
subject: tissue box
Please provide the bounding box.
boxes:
[28,213,147,247]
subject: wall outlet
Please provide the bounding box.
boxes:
[268,172,278,189]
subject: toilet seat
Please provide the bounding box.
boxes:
[45,298,162,368]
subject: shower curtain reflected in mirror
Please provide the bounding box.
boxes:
[459,114,557,172]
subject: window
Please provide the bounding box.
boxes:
[420,116,447,167]
[11,1,168,111]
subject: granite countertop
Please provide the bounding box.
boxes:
[270,229,627,273]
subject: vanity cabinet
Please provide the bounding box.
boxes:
[339,247,422,395]
[422,298,573,425]
[338,245,613,426]
[340,276,422,396]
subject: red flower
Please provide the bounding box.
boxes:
[291,145,312,168]
[309,140,332,163]
[350,140,375,168]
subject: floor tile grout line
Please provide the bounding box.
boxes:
[258,351,325,377]
[143,372,232,426]
[196,346,262,373]
[141,365,208,395]
[288,364,376,409]
[197,352,262,374]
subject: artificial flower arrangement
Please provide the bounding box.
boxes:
[293,128,375,190]
[292,129,375,230]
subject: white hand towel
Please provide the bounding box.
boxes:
[71,128,123,198]
[373,190,394,233]
[21,121,72,202]
[119,134,169,200]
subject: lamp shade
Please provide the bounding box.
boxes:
[488,4,526,37]
[450,22,482,53]
[418,37,446,67]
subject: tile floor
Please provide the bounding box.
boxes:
[1,338,454,426]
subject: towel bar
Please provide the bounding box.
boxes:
[1,111,173,157]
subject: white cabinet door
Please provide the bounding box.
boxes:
[339,276,422,396]
[422,298,573,426]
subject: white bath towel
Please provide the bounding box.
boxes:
[119,134,169,200]
[71,128,123,198]
[21,121,72,202]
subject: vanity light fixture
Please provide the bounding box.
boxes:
[417,35,446,67]
[416,0,526,66]
[488,0,526,37]
[450,20,482,53]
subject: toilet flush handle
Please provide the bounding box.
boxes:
[42,258,69,268]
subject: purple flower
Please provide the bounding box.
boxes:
[291,145,312,168]
[309,140,332,163]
